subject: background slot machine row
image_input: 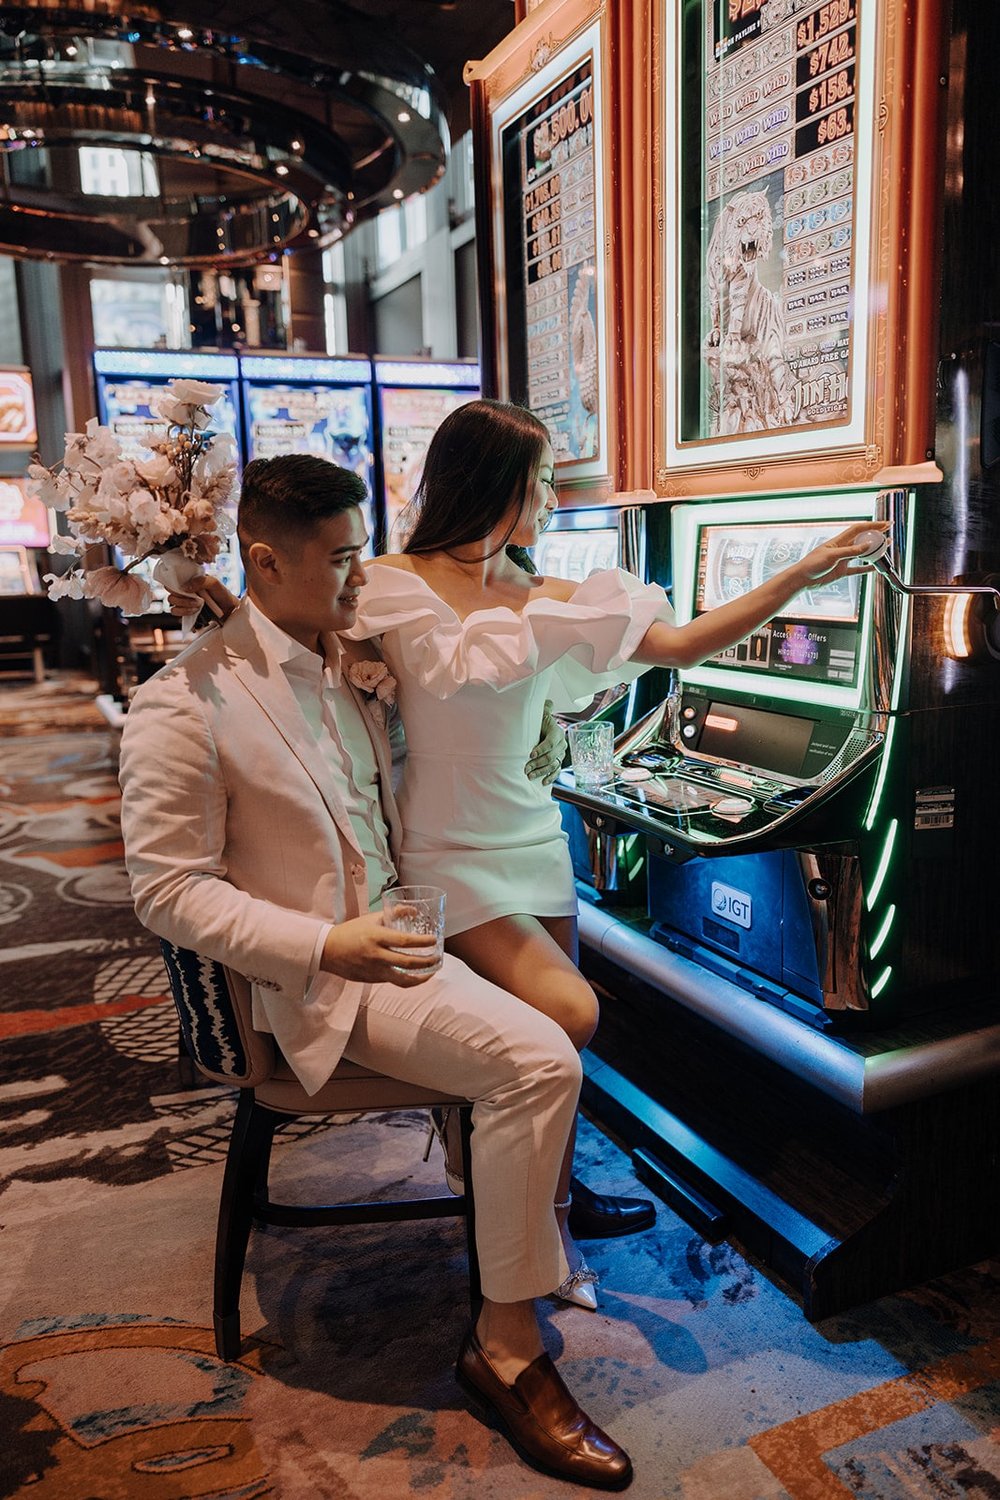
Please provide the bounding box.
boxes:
[373,359,481,550]
[0,368,46,597]
[239,353,378,555]
[93,349,245,604]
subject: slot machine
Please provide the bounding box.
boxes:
[472,0,1000,1312]
[240,353,378,553]
[557,484,1000,1025]
[93,349,245,601]
[373,358,480,548]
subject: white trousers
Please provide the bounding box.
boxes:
[341,952,580,1303]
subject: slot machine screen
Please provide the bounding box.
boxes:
[241,357,376,549]
[673,494,876,709]
[94,352,244,607]
[375,362,480,545]
[489,15,611,489]
[94,352,241,460]
[0,478,50,548]
[534,526,618,581]
[695,521,863,688]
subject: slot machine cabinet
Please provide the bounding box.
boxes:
[538,0,1000,1314]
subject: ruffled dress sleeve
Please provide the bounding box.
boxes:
[347,565,674,706]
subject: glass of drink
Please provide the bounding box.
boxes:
[568,720,616,788]
[381,885,446,973]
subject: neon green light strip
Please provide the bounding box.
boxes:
[870,966,893,1000]
[865,819,898,910]
[864,717,896,832]
[865,492,917,830]
[869,903,897,960]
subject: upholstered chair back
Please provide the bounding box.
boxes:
[159,940,275,1087]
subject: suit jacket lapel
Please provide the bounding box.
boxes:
[338,636,404,858]
[223,603,364,856]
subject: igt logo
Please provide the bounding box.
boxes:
[710,882,752,930]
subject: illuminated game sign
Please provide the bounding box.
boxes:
[0,477,50,548]
[0,369,37,448]
[490,16,610,488]
[664,0,879,474]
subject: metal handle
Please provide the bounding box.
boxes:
[873,554,1000,609]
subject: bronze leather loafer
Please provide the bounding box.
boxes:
[567,1175,656,1240]
[456,1327,633,1490]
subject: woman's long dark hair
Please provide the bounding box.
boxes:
[402,399,550,557]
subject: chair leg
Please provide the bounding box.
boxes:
[176,1023,197,1089]
[459,1106,482,1320]
[214,1089,278,1360]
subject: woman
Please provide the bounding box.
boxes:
[341,399,883,1306]
[174,400,883,1308]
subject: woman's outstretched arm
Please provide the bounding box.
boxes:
[631,521,887,671]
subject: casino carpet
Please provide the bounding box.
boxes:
[3,728,1000,1499]
[0,674,108,738]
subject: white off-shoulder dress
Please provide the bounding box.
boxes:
[348,564,674,936]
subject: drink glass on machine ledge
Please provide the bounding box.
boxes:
[568,721,615,788]
[381,885,446,972]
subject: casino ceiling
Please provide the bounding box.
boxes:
[0,0,515,264]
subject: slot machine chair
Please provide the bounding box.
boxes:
[158,941,480,1360]
[0,594,59,683]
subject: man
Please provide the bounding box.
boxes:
[119,454,634,1490]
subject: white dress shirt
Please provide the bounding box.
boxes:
[245,601,397,969]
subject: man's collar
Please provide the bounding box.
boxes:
[244,597,345,685]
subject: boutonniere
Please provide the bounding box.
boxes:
[347,659,397,727]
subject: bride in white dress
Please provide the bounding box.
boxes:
[346,399,883,1302]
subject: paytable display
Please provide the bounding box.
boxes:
[469,0,621,498]
[500,53,601,468]
[658,0,942,493]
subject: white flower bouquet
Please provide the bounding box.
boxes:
[28,377,239,616]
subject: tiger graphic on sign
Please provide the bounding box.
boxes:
[703,188,795,435]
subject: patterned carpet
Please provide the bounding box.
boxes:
[0,675,108,738]
[3,724,1000,1499]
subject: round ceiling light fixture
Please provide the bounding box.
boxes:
[0,3,453,264]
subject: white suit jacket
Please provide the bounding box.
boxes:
[119,600,404,1095]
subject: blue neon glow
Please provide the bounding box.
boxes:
[375,360,480,388]
[865,819,898,910]
[240,356,372,384]
[93,349,239,378]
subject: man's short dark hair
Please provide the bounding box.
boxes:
[238,454,367,556]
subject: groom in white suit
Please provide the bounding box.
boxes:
[119,453,633,1491]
